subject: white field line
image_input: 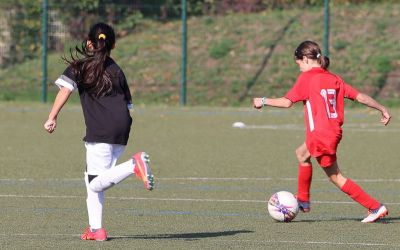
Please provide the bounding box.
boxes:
[1,177,400,183]
[1,194,400,205]
[156,177,400,183]
[0,233,398,247]
[0,233,81,237]
[236,123,400,132]
[215,239,400,247]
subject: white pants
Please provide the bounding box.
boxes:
[85,142,125,175]
[84,142,134,229]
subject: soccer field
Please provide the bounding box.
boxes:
[1,102,399,249]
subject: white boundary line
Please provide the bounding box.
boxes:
[1,194,400,205]
[215,239,400,247]
[235,123,400,132]
[1,177,400,183]
[238,124,400,133]
[0,233,398,247]
[0,233,81,237]
[156,177,400,183]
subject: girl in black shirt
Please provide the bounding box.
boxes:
[44,22,154,241]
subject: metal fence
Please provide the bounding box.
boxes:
[0,1,399,105]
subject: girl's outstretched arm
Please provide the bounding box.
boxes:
[253,97,293,109]
[355,93,391,125]
[44,87,72,133]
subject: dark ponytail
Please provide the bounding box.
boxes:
[63,22,116,97]
[319,55,330,70]
[294,40,330,70]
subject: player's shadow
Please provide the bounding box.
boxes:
[108,230,253,241]
[381,216,400,223]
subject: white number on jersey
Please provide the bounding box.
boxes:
[320,89,338,119]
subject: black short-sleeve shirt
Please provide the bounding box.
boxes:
[55,57,133,145]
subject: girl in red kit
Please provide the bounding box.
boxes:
[253,41,391,223]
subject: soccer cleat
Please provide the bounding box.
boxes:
[133,152,154,191]
[81,227,107,241]
[298,200,311,213]
[295,195,311,213]
[361,205,388,223]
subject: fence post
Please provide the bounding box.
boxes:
[41,0,48,103]
[180,0,187,106]
[323,0,330,57]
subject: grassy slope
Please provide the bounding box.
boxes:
[0,2,399,106]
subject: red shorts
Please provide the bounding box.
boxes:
[307,131,341,167]
[316,154,337,167]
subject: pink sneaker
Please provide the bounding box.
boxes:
[133,152,154,191]
[81,227,107,241]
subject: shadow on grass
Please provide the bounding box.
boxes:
[295,216,394,223]
[108,230,254,241]
[238,14,299,102]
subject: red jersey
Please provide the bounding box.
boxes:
[284,67,359,157]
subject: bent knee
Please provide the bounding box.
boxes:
[295,149,310,163]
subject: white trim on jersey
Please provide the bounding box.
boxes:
[306,100,315,132]
[55,75,77,91]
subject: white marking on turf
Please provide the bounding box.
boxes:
[0,233,398,247]
[215,239,400,247]
[156,177,400,183]
[1,194,400,205]
[2,177,400,183]
[239,123,400,132]
[0,233,81,237]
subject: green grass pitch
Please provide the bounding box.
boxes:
[0,102,400,249]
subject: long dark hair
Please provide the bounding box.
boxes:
[63,22,116,97]
[294,41,330,70]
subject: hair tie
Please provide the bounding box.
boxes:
[316,53,321,58]
[98,34,106,40]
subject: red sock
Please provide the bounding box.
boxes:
[340,179,380,210]
[297,164,312,202]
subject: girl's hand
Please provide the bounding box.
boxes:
[44,119,57,133]
[381,110,391,126]
[253,97,264,109]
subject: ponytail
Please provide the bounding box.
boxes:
[63,23,116,98]
[319,55,330,70]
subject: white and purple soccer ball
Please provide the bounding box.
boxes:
[267,191,299,222]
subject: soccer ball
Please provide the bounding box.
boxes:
[232,121,246,128]
[267,191,299,222]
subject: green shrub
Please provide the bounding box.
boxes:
[333,40,349,51]
[369,55,392,74]
[203,17,214,25]
[1,91,16,101]
[208,39,234,59]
